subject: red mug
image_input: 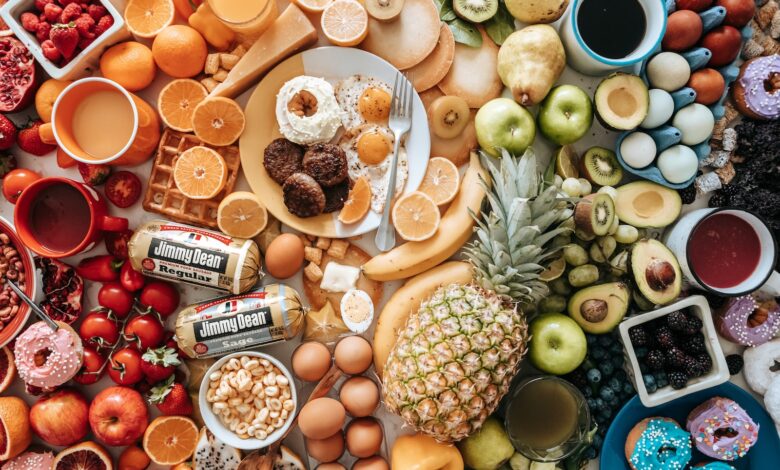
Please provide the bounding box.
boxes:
[14,177,128,258]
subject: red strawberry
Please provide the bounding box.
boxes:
[41,39,61,62]
[34,0,54,12]
[78,37,95,50]
[17,120,56,156]
[36,22,52,42]
[50,22,79,59]
[59,0,82,5]
[77,162,110,186]
[94,14,113,36]
[0,154,17,179]
[43,3,62,22]
[148,377,193,416]
[141,347,180,383]
[87,4,107,21]
[60,3,82,23]
[20,12,40,32]
[0,115,17,151]
[74,13,95,38]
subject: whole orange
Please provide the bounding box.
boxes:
[170,463,194,470]
[100,42,157,92]
[35,79,72,122]
[118,444,151,470]
[152,25,208,78]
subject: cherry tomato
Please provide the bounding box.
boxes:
[104,229,133,259]
[108,347,144,386]
[2,168,41,204]
[79,311,120,349]
[97,282,135,318]
[104,171,141,208]
[124,314,165,351]
[120,262,146,293]
[73,346,106,385]
[139,281,180,317]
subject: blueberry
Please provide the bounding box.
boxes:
[587,398,598,409]
[594,398,605,410]
[599,362,615,377]
[635,346,649,358]
[587,335,598,346]
[599,407,613,419]
[609,377,622,392]
[595,414,607,425]
[608,396,620,408]
[599,335,613,347]
[583,386,593,397]
[584,446,598,460]
[587,368,602,384]
[600,387,616,401]
[610,342,624,355]
[612,355,625,369]
[593,434,604,450]
[643,374,656,386]
[623,382,635,395]
[615,369,628,381]
[591,348,607,360]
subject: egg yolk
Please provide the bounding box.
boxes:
[358,87,391,123]
[357,131,391,165]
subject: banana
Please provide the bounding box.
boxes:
[362,152,488,281]
[373,261,473,378]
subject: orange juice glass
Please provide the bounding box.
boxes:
[207,0,278,38]
[52,78,160,166]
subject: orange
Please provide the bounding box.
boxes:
[35,79,72,123]
[152,25,208,78]
[125,0,176,38]
[54,442,112,470]
[118,444,151,470]
[338,177,372,224]
[418,157,461,205]
[191,97,246,146]
[158,79,208,132]
[217,191,268,238]
[142,416,199,466]
[392,191,441,241]
[0,397,32,461]
[100,42,157,92]
[292,0,334,13]
[321,0,368,47]
[170,463,194,470]
[0,347,15,394]
[38,122,56,145]
[173,146,228,199]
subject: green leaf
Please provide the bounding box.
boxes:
[447,19,482,47]
[436,0,457,21]
[485,2,515,46]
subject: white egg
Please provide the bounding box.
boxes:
[641,89,674,129]
[620,132,657,169]
[647,53,691,92]
[672,103,715,146]
[657,145,699,184]
[334,75,392,132]
[340,289,374,334]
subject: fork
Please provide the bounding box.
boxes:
[375,72,413,252]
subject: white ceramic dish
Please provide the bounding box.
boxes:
[198,351,298,450]
[618,295,730,407]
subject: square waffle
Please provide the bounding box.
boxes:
[142,129,241,228]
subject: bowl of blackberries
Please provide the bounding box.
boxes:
[618,295,730,407]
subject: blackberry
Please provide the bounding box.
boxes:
[719,184,740,198]
[666,311,690,332]
[683,355,704,378]
[645,350,666,370]
[666,347,688,369]
[566,369,588,389]
[669,371,688,390]
[697,353,713,374]
[683,333,707,354]
[726,354,744,375]
[677,185,697,204]
[684,315,703,335]
[709,191,730,208]
[628,325,650,347]
[654,326,675,349]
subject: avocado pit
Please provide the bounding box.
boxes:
[580,299,608,322]
[645,258,677,291]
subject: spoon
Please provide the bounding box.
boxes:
[5,279,58,331]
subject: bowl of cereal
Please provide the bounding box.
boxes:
[0,216,37,348]
[199,351,298,450]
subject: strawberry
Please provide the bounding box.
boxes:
[20,12,40,32]
[78,37,95,50]
[94,14,113,36]
[0,115,17,151]
[17,120,56,156]
[141,346,180,383]
[74,13,95,38]
[148,377,193,416]
[58,0,82,5]
[50,23,79,59]
[34,0,54,12]
[87,4,107,21]
[36,22,52,42]
[60,3,82,23]
[0,154,17,179]
[41,39,61,62]
[43,3,62,22]
[77,162,110,186]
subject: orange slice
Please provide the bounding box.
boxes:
[392,191,440,241]
[321,0,369,47]
[417,157,461,205]
[0,397,31,460]
[173,146,227,200]
[217,191,269,238]
[292,0,334,13]
[125,0,176,39]
[158,79,208,132]
[53,442,112,470]
[142,416,198,466]
[192,97,246,146]
[339,177,372,224]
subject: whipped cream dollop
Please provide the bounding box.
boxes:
[276,76,343,145]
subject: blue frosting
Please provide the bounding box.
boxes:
[629,418,692,470]
[697,463,736,470]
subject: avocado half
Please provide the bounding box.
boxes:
[594,73,649,131]
[630,239,682,306]
[615,181,682,228]
[568,282,630,334]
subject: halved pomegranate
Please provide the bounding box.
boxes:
[0,37,37,113]
[53,441,112,470]
[0,347,15,394]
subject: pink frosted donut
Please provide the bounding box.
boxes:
[686,397,759,461]
[715,295,780,347]
[1,451,55,470]
[733,54,780,120]
[13,321,83,389]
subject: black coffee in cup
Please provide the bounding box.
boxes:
[577,0,648,59]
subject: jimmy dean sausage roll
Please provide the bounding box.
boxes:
[128,220,261,294]
[175,283,306,359]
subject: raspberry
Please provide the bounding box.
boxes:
[726,354,744,375]
[74,13,95,38]
[628,325,649,347]
[669,371,688,390]
[34,0,54,12]
[87,4,107,21]
[78,36,95,50]
[36,21,52,42]
[20,12,40,32]
[41,39,61,62]
[645,350,665,371]
[43,3,62,22]
[60,3,82,23]
[94,14,114,36]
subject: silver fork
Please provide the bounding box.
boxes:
[375,72,413,252]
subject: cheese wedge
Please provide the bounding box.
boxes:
[209,4,318,98]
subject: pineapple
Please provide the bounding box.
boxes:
[382,149,571,442]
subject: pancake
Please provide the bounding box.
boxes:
[407,24,455,92]
[438,26,503,108]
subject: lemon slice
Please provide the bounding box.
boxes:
[418,157,461,205]
[392,191,440,241]
[217,192,269,238]
[173,146,227,200]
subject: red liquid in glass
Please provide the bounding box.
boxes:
[29,184,91,253]
[688,213,761,289]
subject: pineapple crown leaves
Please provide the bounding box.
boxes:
[148,375,176,404]
[141,346,181,367]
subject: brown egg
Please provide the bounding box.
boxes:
[317,464,347,470]
[662,10,703,51]
[334,336,373,375]
[306,431,345,463]
[352,456,390,470]
[340,376,379,417]
[264,233,304,279]
[687,68,726,105]
[298,397,346,439]
[345,417,383,458]
[292,341,332,382]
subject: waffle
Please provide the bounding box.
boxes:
[142,129,241,228]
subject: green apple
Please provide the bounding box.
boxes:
[538,85,593,145]
[529,313,587,375]
[475,98,535,158]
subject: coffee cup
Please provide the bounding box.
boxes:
[14,177,129,258]
[559,0,667,76]
[663,208,780,296]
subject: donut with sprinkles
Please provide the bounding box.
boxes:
[716,295,780,347]
[686,397,759,461]
[625,417,692,470]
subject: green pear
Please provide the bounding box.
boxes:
[457,416,515,470]
[498,25,566,106]
[506,0,569,24]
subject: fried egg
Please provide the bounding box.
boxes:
[335,75,392,132]
[339,124,408,213]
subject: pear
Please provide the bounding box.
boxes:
[497,25,566,107]
[457,416,515,470]
[505,0,569,24]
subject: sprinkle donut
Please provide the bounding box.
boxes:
[686,397,759,461]
[1,451,55,470]
[625,417,692,470]
[13,321,83,389]
[692,462,736,469]
[733,54,780,120]
[763,376,780,429]
[744,337,780,395]
[715,295,780,347]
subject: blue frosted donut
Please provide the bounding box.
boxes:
[625,417,692,470]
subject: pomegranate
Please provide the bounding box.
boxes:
[35,258,84,324]
[30,388,89,446]
[0,37,37,113]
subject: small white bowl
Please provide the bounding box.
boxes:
[199,351,298,450]
[618,295,730,408]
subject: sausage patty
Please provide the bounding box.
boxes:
[323,179,351,213]
[263,138,304,185]
[282,173,325,218]
[302,143,348,187]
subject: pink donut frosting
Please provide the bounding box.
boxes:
[715,295,780,347]
[738,54,780,119]
[686,397,759,461]
[13,321,83,389]
[1,451,55,470]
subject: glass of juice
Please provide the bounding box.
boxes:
[504,376,591,462]
[207,0,278,38]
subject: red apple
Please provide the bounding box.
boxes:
[30,388,89,446]
[716,0,755,28]
[701,26,742,67]
[676,0,714,11]
[89,386,149,447]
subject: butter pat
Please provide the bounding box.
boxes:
[320,262,360,293]
[209,4,318,98]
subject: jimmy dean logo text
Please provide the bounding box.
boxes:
[148,239,228,273]
[194,308,272,342]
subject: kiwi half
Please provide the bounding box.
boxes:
[574,193,615,237]
[580,146,623,186]
[428,96,470,139]
[453,0,498,23]
[365,0,405,22]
